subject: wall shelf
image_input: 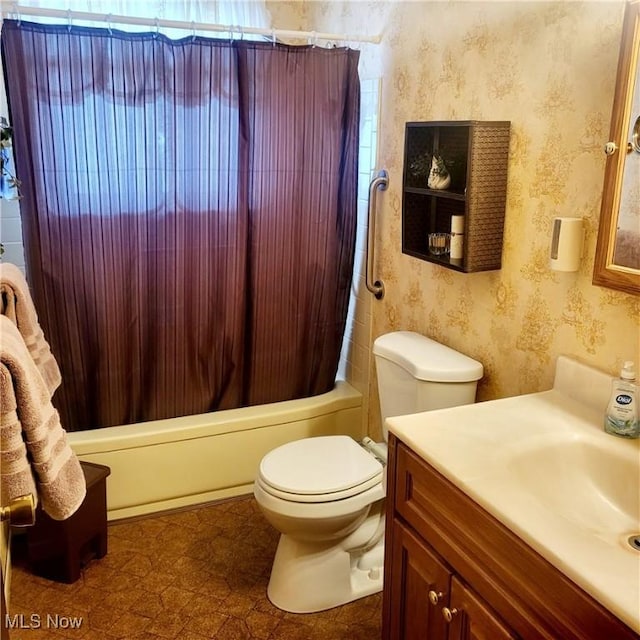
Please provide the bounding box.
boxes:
[402,120,510,273]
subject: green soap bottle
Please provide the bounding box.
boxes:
[604,361,639,438]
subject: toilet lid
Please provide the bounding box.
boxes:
[258,435,383,497]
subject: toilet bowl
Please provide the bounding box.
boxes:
[254,331,483,613]
[254,435,386,613]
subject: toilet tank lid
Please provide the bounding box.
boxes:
[373,331,483,382]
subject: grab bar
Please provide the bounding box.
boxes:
[366,169,388,300]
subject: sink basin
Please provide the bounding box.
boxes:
[507,435,640,535]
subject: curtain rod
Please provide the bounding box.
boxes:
[3,5,382,44]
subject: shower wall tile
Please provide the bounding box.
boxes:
[0,199,25,272]
[338,77,380,437]
[0,51,25,274]
[0,214,22,242]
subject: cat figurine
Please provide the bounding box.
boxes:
[427,155,451,190]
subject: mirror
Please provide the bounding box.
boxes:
[593,1,640,296]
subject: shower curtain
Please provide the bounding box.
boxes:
[1,19,360,430]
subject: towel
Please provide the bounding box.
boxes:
[0,262,61,395]
[1,316,85,520]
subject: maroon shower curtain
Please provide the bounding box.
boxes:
[1,20,359,430]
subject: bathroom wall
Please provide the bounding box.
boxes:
[268,0,640,440]
[3,3,638,441]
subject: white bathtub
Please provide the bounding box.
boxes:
[67,381,363,521]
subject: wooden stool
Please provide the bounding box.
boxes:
[27,461,110,583]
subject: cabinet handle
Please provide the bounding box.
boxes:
[428,590,443,605]
[442,607,459,623]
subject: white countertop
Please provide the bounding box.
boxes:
[387,388,640,633]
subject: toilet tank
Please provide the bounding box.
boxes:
[373,332,483,439]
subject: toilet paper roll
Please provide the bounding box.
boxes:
[451,215,465,234]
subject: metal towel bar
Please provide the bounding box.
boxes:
[366,169,388,300]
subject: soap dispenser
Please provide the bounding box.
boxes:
[604,361,639,438]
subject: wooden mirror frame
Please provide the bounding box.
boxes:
[593,0,640,296]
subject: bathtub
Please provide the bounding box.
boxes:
[67,381,363,521]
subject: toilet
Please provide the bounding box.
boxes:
[253,331,483,613]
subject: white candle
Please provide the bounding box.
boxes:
[450,216,464,260]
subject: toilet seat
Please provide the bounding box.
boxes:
[258,436,383,503]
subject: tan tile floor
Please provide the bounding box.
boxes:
[7,496,382,639]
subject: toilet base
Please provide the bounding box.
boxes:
[267,533,384,613]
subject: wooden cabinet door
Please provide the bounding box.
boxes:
[387,520,451,640]
[446,577,517,640]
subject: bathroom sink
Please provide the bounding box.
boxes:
[506,434,640,535]
[386,356,640,633]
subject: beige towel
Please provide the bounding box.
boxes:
[1,316,85,520]
[0,262,61,395]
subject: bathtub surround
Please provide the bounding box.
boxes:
[68,381,363,520]
[268,0,640,441]
[2,19,360,430]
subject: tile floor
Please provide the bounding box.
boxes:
[7,496,382,639]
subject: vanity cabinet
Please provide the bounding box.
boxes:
[402,121,510,273]
[382,435,640,640]
[388,519,515,640]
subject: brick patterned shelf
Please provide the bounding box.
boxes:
[402,121,510,273]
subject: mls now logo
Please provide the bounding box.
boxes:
[5,613,83,630]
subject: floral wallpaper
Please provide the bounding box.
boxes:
[269,1,640,438]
